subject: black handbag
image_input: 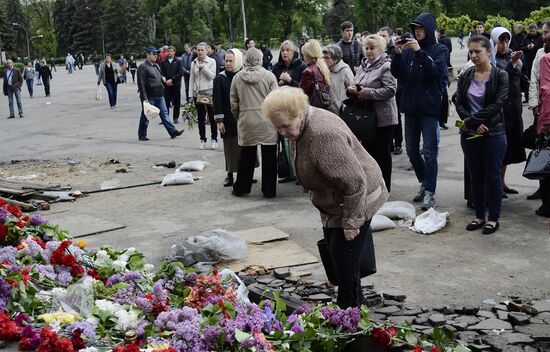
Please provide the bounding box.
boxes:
[523,135,550,180]
[277,140,290,179]
[310,82,331,110]
[317,224,376,286]
[339,97,377,143]
[523,123,537,150]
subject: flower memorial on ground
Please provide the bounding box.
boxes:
[0,199,472,351]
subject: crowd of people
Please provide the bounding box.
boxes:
[3,13,550,309]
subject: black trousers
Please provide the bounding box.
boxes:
[183,74,190,100]
[164,85,181,122]
[323,220,372,309]
[364,125,395,192]
[43,78,50,96]
[196,103,217,142]
[233,145,277,198]
[392,88,403,149]
[540,178,550,214]
[130,69,136,82]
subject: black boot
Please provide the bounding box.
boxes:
[224,173,234,187]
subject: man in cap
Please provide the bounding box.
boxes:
[137,47,184,141]
[391,12,449,210]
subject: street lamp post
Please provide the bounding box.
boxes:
[12,22,30,60]
[30,35,44,58]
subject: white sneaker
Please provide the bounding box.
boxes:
[211,140,219,149]
[199,141,207,150]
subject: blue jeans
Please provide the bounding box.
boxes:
[26,79,33,97]
[94,64,100,76]
[7,86,23,117]
[104,82,117,107]
[138,98,178,139]
[461,134,507,222]
[404,113,440,193]
[67,63,73,74]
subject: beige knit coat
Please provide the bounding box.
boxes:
[230,52,278,146]
[294,106,389,229]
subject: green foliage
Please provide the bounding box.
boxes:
[323,0,355,41]
[525,5,550,26]
[4,0,29,59]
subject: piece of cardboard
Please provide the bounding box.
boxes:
[220,239,318,272]
[45,213,126,238]
[234,226,290,244]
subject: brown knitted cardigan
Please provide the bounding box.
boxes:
[294,106,389,229]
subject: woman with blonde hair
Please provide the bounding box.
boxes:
[262,87,388,308]
[300,39,331,109]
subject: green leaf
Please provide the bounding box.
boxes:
[235,329,251,343]
[405,331,418,345]
[128,253,145,270]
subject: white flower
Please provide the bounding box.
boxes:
[80,347,100,352]
[112,259,128,271]
[144,263,155,272]
[94,250,112,266]
[114,309,139,331]
[95,299,123,314]
[118,247,135,263]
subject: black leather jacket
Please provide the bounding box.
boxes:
[455,66,509,136]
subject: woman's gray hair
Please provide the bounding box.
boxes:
[322,44,343,61]
[245,47,263,67]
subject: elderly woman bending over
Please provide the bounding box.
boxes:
[262,87,388,308]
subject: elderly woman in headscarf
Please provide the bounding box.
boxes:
[230,48,279,198]
[491,27,526,195]
[214,49,244,187]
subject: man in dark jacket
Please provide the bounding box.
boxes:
[260,42,273,70]
[3,59,24,118]
[510,24,526,52]
[137,47,183,141]
[521,23,544,102]
[437,28,452,130]
[38,61,52,97]
[391,12,449,210]
[160,46,183,123]
[338,21,364,72]
[180,43,194,101]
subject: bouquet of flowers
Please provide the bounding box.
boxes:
[0,204,473,352]
[181,103,198,130]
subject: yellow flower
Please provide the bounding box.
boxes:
[38,312,79,325]
[76,240,87,248]
[147,342,171,350]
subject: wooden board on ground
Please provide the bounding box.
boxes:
[220,239,318,272]
[234,226,290,244]
[45,213,126,238]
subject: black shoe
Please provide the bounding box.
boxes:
[19,115,24,118]
[503,187,518,194]
[171,129,184,139]
[174,119,179,124]
[535,208,550,218]
[7,116,15,119]
[224,174,234,187]
[232,190,249,197]
[252,179,258,184]
[466,200,474,209]
[263,194,276,199]
[527,189,541,200]
[466,219,485,231]
[138,137,150,141]
[278,176,296,184]
[393,146,402,155]
[502,193,508,199]
[482,222,499,235]
[440,124,449,130]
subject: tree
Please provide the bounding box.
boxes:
[0,3,15,53]
[4,0,29,58]
[70,0,102,56]
[125,0,150,55]
[101,0,128,54]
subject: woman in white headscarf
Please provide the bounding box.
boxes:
[213,49,245,187]
[230,48,279,198]
[491,27,526,194]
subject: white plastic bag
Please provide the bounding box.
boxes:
[169,229,248,265]
[178,160,208,172]
[376,201,416,220]
[409,208,449,235]
[161,172,194,186]
[95,87,102,101]
[370,214,397,232]
[51,277,95,318]
[143,101,160,120]
[220,268,251,306]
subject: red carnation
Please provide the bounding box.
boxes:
[70,329,86,351]
[0,224,7,243]
[112,342,140,352]
[38,327,75,352]
[372,327,391,349]
[5,205,22,218]
[31,237,46,249]
[0,312,20,341]
[431,347,441,352]
[413,345,423,352]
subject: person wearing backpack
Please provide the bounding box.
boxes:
[300,39,331,110]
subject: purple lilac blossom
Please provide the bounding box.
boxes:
[0,208,10,223]
[135,295,153,313]
[152,279,168,307]
[35,264,57,280]
[122,271,143,282]
[240,333,272,352]
[115,287,136,305]
[184,273,197,283]
[29,214,48,226]
[147,337,169,346]
[293,305,311,315]
[42,241,60,262]
[66,321,97,340]
[56,267,73,286]
[320,306,360,332]
[106,273,123,287]
[0,277,11,311]
[261,301,278,332]
[154,307,201,330]
[0,246,17,264]
[287,314,303,334]
[136,320,151,337]
[67,245,84,261]
[202,326,221,351]
[24,238,45,258]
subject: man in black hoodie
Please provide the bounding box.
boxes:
[391,12,449,211]
[160,46,183,124]
[338,21,364,72]
[521,23,544,102]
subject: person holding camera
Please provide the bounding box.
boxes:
[347,35,397,192]
[391,12,449,210]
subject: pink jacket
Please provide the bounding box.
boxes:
[537,53,550,134]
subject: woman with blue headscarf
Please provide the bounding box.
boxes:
[492,27,526,194]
